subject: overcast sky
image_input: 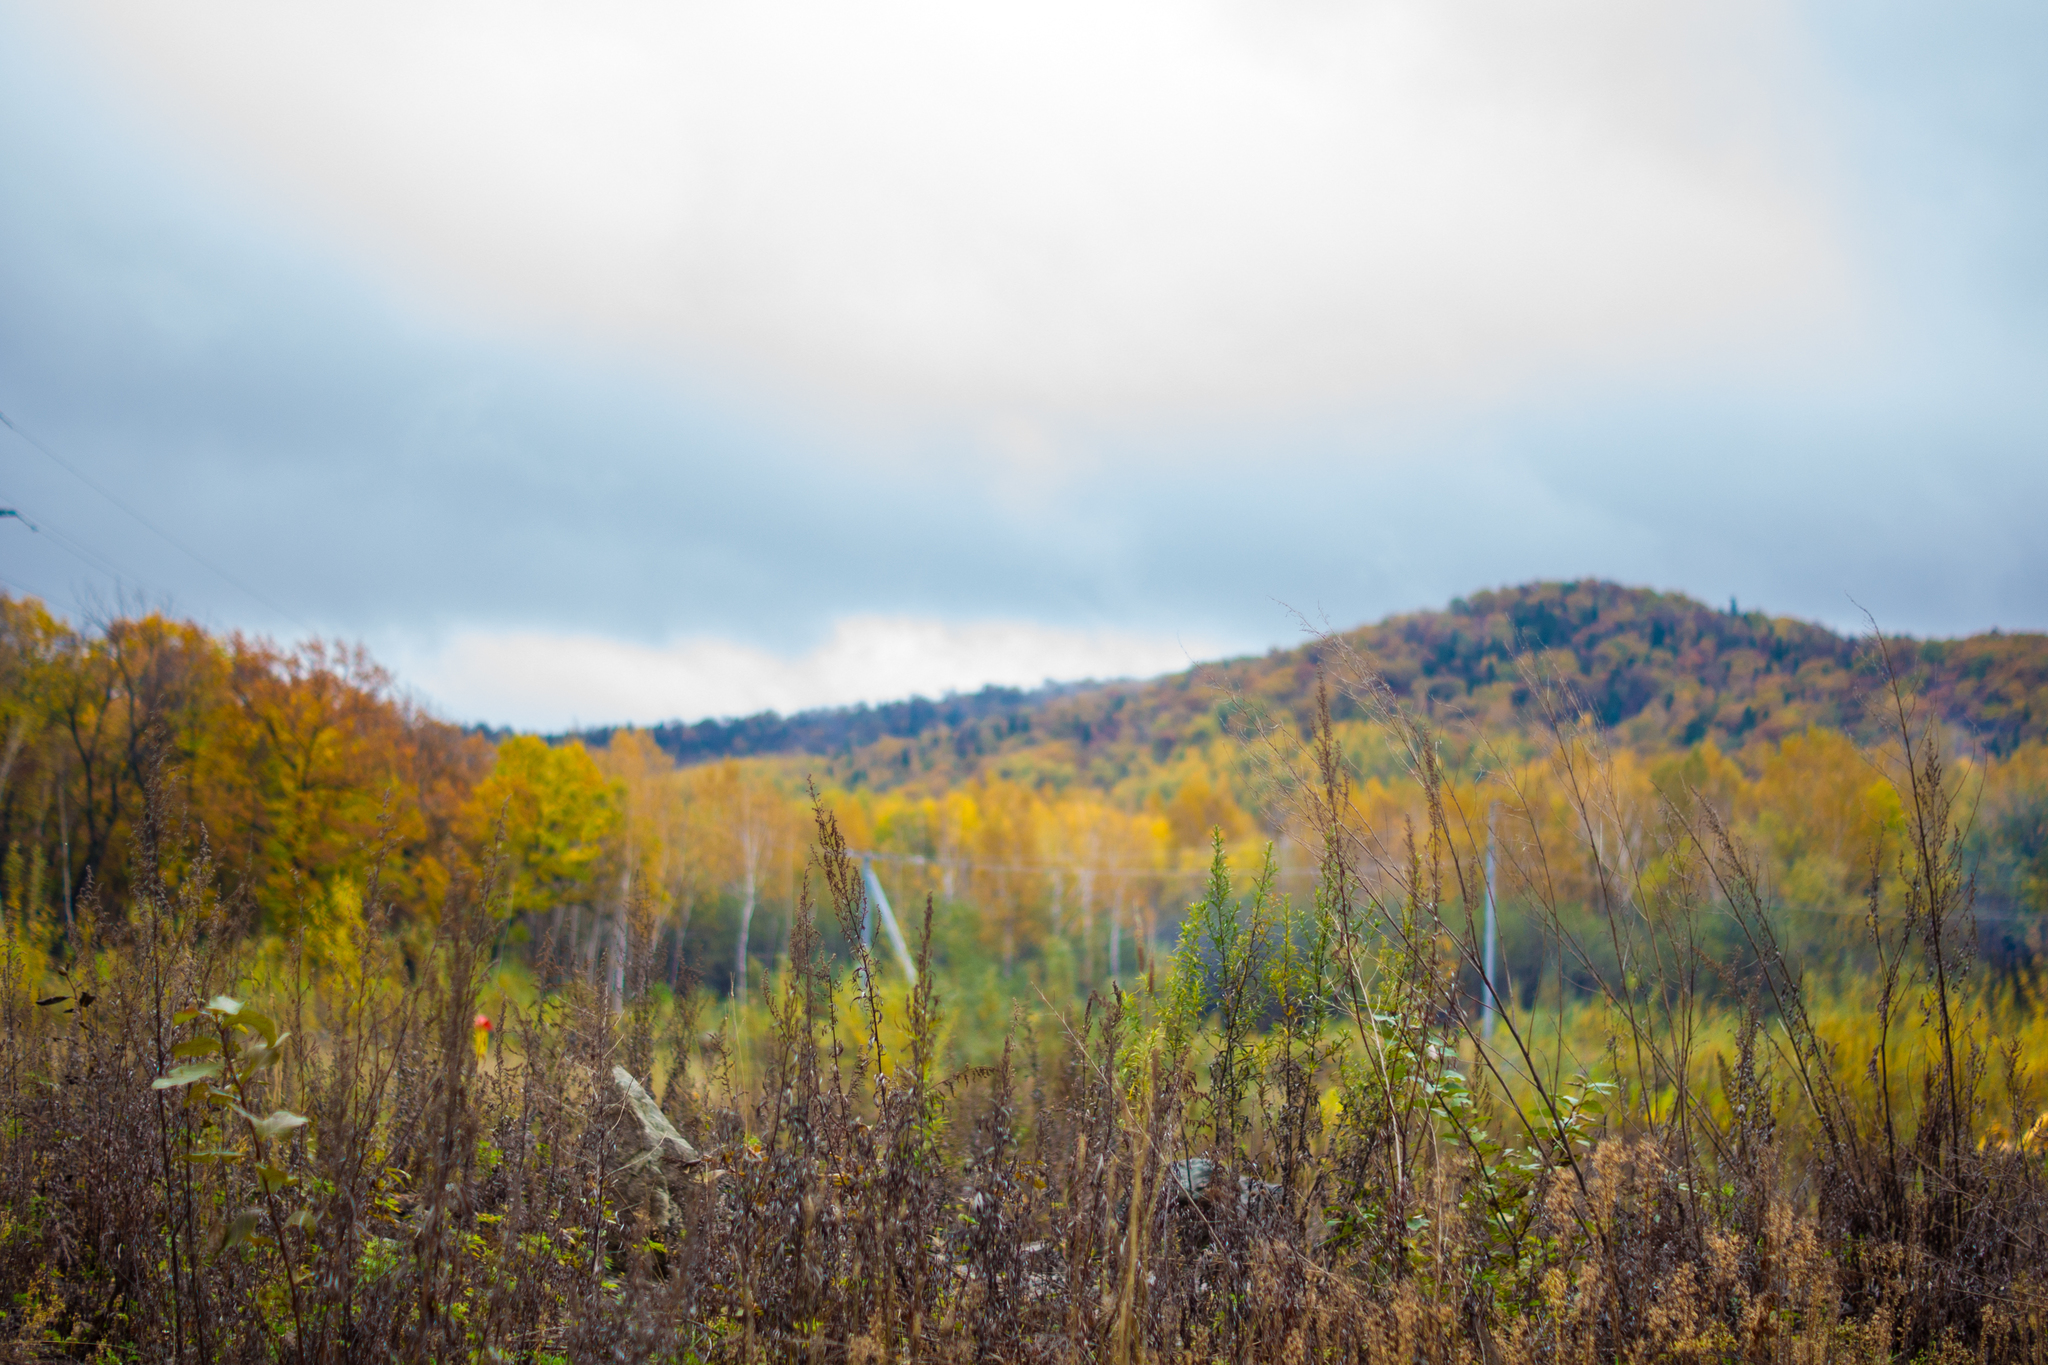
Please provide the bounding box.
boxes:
[2,0,2044,729]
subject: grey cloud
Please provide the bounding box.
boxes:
[2,0,2047,709]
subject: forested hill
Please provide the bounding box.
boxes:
[584,581,2048,783]
[577,681,1094,763]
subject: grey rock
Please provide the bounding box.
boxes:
[1237,1175,1284,1213]
[604,1065,703,1234]
[1168,1158,1215,1203]
[1168,1158,1283,1214]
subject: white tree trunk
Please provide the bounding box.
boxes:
[734,851,757,1004]
[608,865,632,1015]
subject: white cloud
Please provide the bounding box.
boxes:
[57,0,1850,423]
[387,617,1219,731]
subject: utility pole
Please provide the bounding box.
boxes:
[1108,889,1122,982]
[1481,801,1499,1038]
[861,867,874,954]
[58,761,74,948]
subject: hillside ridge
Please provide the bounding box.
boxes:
[578,582,2047,777]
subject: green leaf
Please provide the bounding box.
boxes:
[285,1207,317,1232]
[257,1161,296,1194]
[238,1011,279,1046]
[234,1106,310,1140]
[240,1033,290,1070]
[206,995,244,1018]
[217,1210,260,1257]
[153,1059,224,1089]
[181,1149,240,1164]
[172,1037,222,1059]
[172,1007,202,1025]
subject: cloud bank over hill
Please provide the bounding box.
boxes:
[1,2,2046,728]
[390,617,1215,731]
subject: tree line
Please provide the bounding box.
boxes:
[4,591,2045,1007]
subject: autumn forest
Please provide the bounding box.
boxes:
[6,580,2044,1013]
[8,578,2048,1362]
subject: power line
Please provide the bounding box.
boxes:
[0,512,82,608]
[0,407,310,633]
[2,499,151,592]
[852,846,2042,927]
[0,568,75,612]
[849,846,1311,883]
[852,847,1206,880]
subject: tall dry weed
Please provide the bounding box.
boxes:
[1,640,2045,1363]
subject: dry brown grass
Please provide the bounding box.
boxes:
[3,640,2047,1364]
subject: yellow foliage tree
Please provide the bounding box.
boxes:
[466,736,623,938]
[681,760,803,1000]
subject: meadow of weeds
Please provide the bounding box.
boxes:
[3,638,2047,1364]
